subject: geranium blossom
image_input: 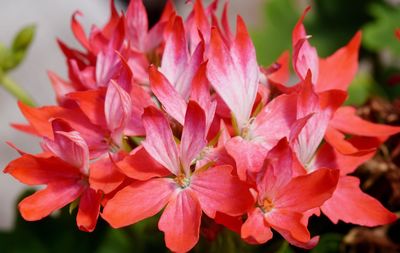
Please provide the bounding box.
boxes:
[3,0,399,252]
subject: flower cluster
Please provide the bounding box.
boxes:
[4,1,400,252]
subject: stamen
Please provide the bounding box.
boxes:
[174,173,191,188]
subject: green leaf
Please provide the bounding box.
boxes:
[310,233,343,253]
[363,4,400,56]
[346,70,388,106]
[251,0,299,66]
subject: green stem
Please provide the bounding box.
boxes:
[0,71,36,106]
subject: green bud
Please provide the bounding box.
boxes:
[12,24,36,52]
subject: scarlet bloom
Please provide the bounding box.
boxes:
[3,0,400,252]
[102,101,253,252]
[241,139,339,248]
[5,120,101,232]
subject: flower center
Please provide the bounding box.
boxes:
[174,173,191,188]
[262,198,274,213]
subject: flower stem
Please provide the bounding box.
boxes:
[0,70,36,106]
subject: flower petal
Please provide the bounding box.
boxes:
[142,106,180,175]
[158,189,202,253]
[266,209,310,243]
[321,176,397,226]
[77,187,101,232]
[19,179,84,221]
[275,168,339,212]
[149,66,187,125]
[4,154,80,185]
[102,178,176,228]
[116,146,170,181]
[316,32,361,92]
[180,101,207,173]
[191,165,253,217]
[241,208,273,244]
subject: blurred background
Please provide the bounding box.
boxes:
[0,0,399,252]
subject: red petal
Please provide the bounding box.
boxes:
[241,208,273,244]
[158,189,202,253]
[71,11,90,51]
[77,188,101,232]
[67,88,107,127]
[116,146,170,181]
[149,66,187,125]
[225,137,267,181]
[321,176,397,226]
[19,180,84,220]
[191,165,253,217]
[4,154,80,185]
[266,209,310,243]
[89,155,126,194]
[252,93,297,150]
[275,168,339,212]
[330,106,400,137]
[312,142,375,175]
[102,178,176,228]
[316,32,361,92]
[292,7,318,83]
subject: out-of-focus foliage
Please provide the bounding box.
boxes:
[0,24,35,72]
[364,4,400,56]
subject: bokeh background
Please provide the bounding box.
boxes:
[0,0,399,252]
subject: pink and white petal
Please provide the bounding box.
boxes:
[105,81,132,138]
[149,66,187,125]
[142,106,180,175]
[77,187,101,232]
[190,62,217,133]
[321,176,397,226]
[158,189,202,253]
[174,41,204,99]
[191,165,253,217]
[180,101,207,173]
[230,16,259,122]
[19,179,85,221]
[102,178,176,228]
[126,0,148,51]
[160,16,189,90]
[207,28,251,130]
[116,146,171,181]
[43,127,89,174]
[241,208,273,244]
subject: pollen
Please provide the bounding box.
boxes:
[262,198,274,213]
[174,173,191,188]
